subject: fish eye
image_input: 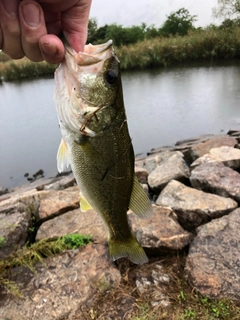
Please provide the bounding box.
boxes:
[104,70,118,86]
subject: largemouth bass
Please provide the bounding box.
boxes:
[54,40,152,264]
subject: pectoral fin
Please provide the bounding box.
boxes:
[80,192,92,212]
[129,175,153,219]
[57,138,71,173]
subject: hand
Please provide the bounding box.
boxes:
[0,0,92,63]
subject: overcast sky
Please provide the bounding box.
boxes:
[90,0,220,28]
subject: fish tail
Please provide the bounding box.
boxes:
[109,234,148,265]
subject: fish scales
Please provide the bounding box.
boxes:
[54,39,152,264]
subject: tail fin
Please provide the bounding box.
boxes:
[108,234,148,265]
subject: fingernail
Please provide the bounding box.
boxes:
[22,3,40,27]
[2,0,17,16]
[41,42,58,55]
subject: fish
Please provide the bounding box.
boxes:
[54,39,152,264]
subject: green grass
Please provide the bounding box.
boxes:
[0,234,92,297]
[1,27,240,81]
[0,237,5,248]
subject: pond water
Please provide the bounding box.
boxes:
[1,62,240,189]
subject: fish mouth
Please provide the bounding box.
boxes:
[84,40,113,55]
[65,40,114,66]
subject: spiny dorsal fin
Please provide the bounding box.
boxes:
[57,138,71,173]
[129,175,153,219]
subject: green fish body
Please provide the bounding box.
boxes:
[54,40,152,264]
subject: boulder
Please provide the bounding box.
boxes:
[0,187,8,196]
[0,190,50,259]
[134,165,148,184]
[185,136,237,162]
[0,244,121,320]
[190,162,240,202]
[191,146,240,169]
[185,209,240,301]
[148,151,190,192]
[37,186,80,221]
[156,180,237,230]
[0,201,31,260]
[135,153,162,173]
[42,173,76,191]
[129,205,193,251]
[36,208,107,243]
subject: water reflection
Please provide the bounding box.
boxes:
[1,63,240,188]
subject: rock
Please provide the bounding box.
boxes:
[190,162,240,202]
[148,151,190,192]
[185,209,240,301]
[135,261,171,308]
[0,244,121,320]
[36,208,107,243]
[156,180,237,230]
[37,205,193,252]
[0,200,31,260]
[37,186,80,220]
[134,165,148,184]
[185,136,237,163]
[42,173,76,191]
[0,187,8,196]
[191,146,240,169]
[136,153,162,173]
[129,205,193,251]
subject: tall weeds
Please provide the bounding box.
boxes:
[1,27,240,81]
[118,28,240,70]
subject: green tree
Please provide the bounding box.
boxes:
[87,18,98,43]
[160,8,197,36]
[213,0,240,18]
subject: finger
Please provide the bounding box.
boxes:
[62,0,92,52]
[19,0,48,62]
[44,11,61,35]
[0,0,24,59]
[39,34,65,64]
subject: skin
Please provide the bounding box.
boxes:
[0,0,92,63]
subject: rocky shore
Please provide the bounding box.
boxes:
[1,130,240,319]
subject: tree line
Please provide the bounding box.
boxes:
[87,5,240,47]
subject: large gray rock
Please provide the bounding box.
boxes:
[185,209,240,301]
[36,208,107,243]
[185,136,237,162]
[0,201,31,260]
[148,151,190,192]
[134,165,149,184]
[0,244,121,320]
[191,146,240,169]
[190,162,240,202]
[135,152,163,173]
[0,190,50,259]
[156,180,237,230]
[129,205,193,251]
[37,186,80,220]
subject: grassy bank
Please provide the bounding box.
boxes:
[1,27,240,81]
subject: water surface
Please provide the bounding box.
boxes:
[1,63,240,189]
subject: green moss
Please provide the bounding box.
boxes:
[0,236,5,248]
[61,233,92,249]
[0,234,92,297]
